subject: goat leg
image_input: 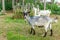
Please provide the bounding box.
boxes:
[32,29,35,35]
[50,29,53,36]
[43,32,47,37]
[30,28,33,34]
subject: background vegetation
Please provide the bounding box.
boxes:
[0,0,60,15]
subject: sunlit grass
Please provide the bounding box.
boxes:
[0,14,60,40]
[5,17,25,23]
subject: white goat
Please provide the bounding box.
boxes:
[33,6,51,17]
[23,9,58,37]
[25,15,57,37]
[38,10,51,17]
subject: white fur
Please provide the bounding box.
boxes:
[33,6,51,16]
[25,16,55,32]
[38,10,51,17]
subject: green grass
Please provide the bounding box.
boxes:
[6,32,55,40]
[7,31,27,40]
[0,14,60,40]
[6,31,54,40]
[5,17,25,23]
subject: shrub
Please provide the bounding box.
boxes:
[12,7,24,19]
[49,3,60,15]
[5,0,12,10]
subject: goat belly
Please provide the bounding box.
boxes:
[35,22,45,26]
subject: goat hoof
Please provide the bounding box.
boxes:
[50,35,52,36]
[43,36,46,37]
[43,35,46,37]
[30,33,31,34]
[33,33,35,35]
[42,32,47,37]
[30,32,32,34]
[42,35,46,37]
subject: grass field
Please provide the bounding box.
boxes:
[0,14,60,40]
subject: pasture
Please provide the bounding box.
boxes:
[0,13,60,40]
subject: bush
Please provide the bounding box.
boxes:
[0,0,60,15]
[38,3,60,15]
[49,3,60,15]
[29,9,34,16]
[35,2,60,15]
[5,0,12,10]
[12,8,24,19]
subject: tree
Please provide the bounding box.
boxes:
[12,0,15,10]
[44,0,46,10]
[23,0,24,6]
[22,0,24,10]
[2,0,5,13]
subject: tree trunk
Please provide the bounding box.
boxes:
[23,0,24,6]
[2,0,5,13]
[23,0,24,10]
[44,0,46,10]
[12,0,15,11]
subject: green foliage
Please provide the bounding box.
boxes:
[38,3,44,10]
[5,0,12,10]
[0,0,12,10]
[46,3,60,15]
[0,1,2,11]
[25,0,35,4]
[36,3,60,15]
[0,0,60,15]
[30,9,34,16]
